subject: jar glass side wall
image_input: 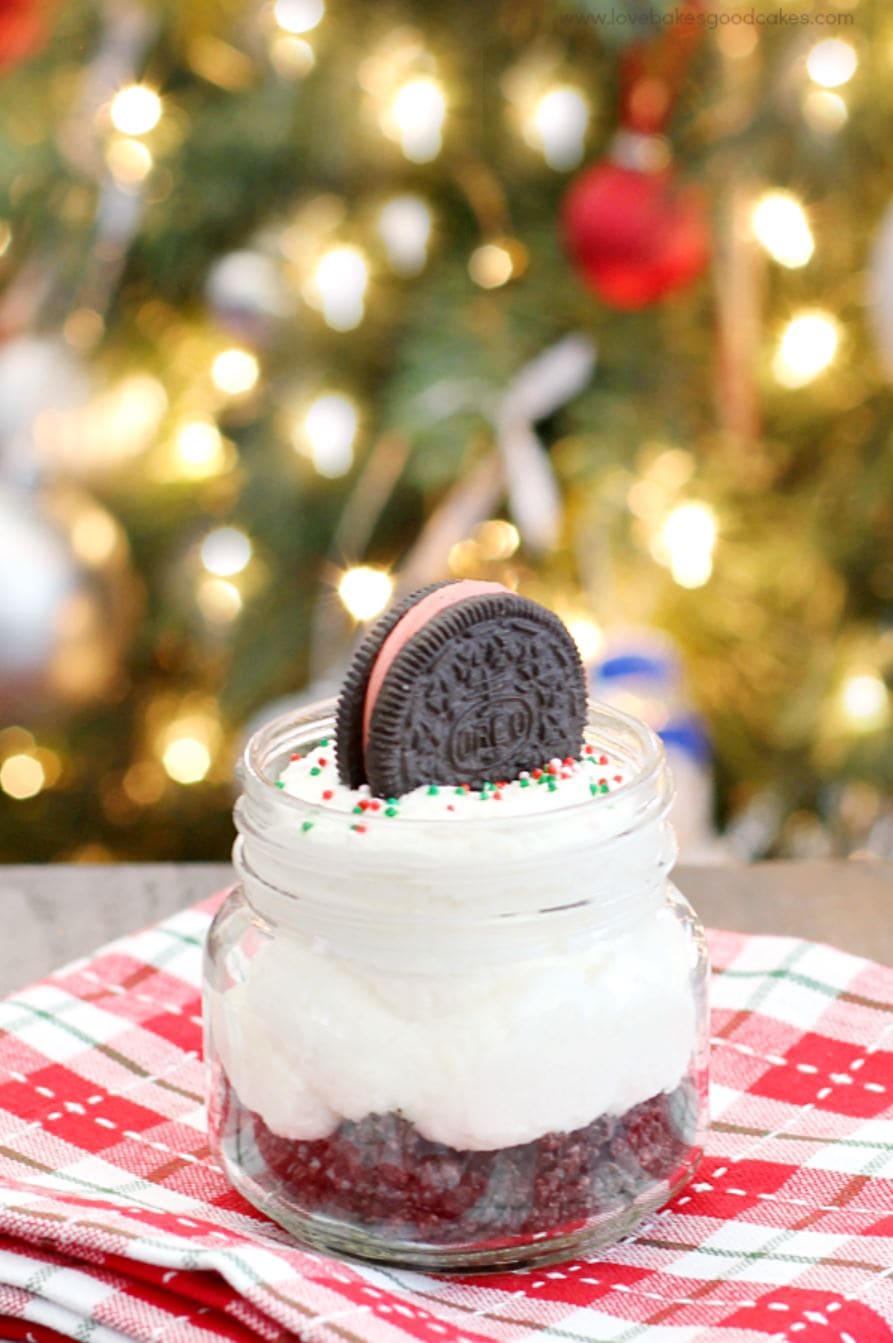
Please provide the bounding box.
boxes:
[203,877,709,1270]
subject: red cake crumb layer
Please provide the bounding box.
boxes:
[217,1077,699,1247]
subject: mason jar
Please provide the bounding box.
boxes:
[203,699,709,1271]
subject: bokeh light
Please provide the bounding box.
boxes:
[806,39,858,88]
[338,566,393,620]
[200,526,252,576]
[752,191,814,268]
[773,311,840,387]
[840,673,889,731]
[273,0,325,34]
[0,753,45,800]
[109,85,162,136]
[377,196,432,275]
[211,348,259,395]
[310,246,369,330]
[162,736,211,784]
[300,393,358,477]
[657,503,717,589]
[528,87,589,170]
[389,77,446,162]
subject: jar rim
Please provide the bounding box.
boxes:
[239,696,668,832]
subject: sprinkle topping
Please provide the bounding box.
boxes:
[277,739,627,837]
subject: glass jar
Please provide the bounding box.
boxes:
[203,699,709,1271]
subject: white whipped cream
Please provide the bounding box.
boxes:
[216,901,697,1151]
[215,735,698,1152]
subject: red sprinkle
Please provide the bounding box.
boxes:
[493,791,503,801]
[614,775,623,783]
[358,799,371,811]
[446,804,456,812]
[351,824,367,834]
[290,753,302,761]
[532,768,543,780]
[599,755,609,766]
[318,757,328,767]
[598,778,607,786]
[368,799,381,811]
[322,789,334,801]
[563,756,574,766]
[583,744,594,755]
[547,762,560,776]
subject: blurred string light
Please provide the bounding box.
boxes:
[0,221,11,257]
[200,526,252,576]
[526,86,590,170]
[161,735,211,784]
[476,519,519,560]
[109,84,162,136]
[69,505,120,568]
[197,577,243,624]
[802,89,848,132]
[566,615,604,664]
[468,239,527,289]
[377,196,432,275]
[338,566,393,620]
[839,672,889,731]
[173,421,231,479]
[106,138,153,186]
[298,393,358,477]
[157,710,221,785]
[269,34,315,78]
[386,76,446,163]
[0,753,45,800]
[751,191,814,268]
[273,0,324,33]
[653,502,717,589]
[307,246,369,330]
[773,311,839,387]
[806,39,858,88]
[211,347,259,395]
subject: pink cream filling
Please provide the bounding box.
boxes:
[361,580,510,754]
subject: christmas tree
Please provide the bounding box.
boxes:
[1,0,890,863]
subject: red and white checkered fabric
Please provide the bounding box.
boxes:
[1,891,892,1343]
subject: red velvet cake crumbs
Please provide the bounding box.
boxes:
[218,1079,699,1246]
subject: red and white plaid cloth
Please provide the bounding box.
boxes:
[1,891,892,1343]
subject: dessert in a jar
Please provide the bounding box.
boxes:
[203,581,709,1269]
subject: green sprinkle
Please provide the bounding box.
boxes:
[275,780,285,789]
[427,785,439,796]
[301,820,314,833]
[479,791,489,800]
[548,780,558,791]
[385,806,398,817]
[319,738,329,747]
[387,797,397,806]
[455,786,465,795]
[600,783,610,794]
[310,766,321,776]
[520,778,530,788]
[589,782,599,796]
[352,804,364,814]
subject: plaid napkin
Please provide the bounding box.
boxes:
[1,893,892,1343]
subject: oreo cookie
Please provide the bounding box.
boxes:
[336,580,587,797]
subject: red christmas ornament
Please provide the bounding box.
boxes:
[562,147,709,310]
[0,0,52,73]
[561,0,709,309]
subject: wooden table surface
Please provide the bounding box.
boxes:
[0,860,891,997]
